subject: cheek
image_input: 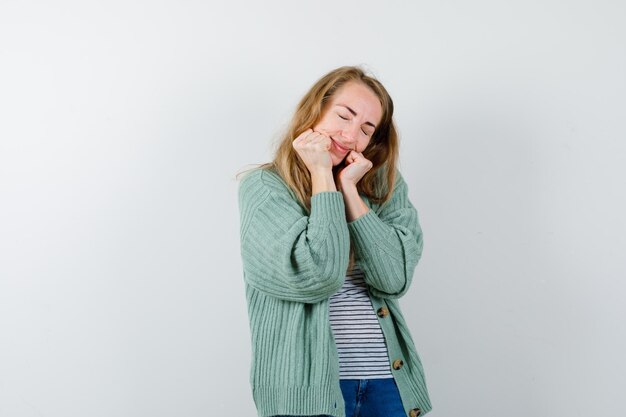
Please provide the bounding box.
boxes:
[319,114,338,128]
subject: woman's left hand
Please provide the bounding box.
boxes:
[334,150,373,190]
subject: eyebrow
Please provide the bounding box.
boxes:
[336,104,377,129]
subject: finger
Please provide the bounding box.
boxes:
[307,131,321,140]
[310,132,330,145]
[297,128,312,141]
[311,130,329,140]
[293,128,313,144]
[302,131,325,145]
[311,136,331,151]
[310,133,329,143]
[354,153,373,169]
[321,136,332,150]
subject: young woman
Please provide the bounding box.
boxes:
[237,66,432,417]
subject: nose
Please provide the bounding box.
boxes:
[341,124,360,146]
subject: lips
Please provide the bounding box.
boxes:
[331,137,351,152]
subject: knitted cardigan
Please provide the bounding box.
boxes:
[238,166,432,417]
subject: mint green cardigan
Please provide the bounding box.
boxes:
[238,166,432,417]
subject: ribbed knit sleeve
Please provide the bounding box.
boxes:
[238,168,350,303]
[348,170,423,299]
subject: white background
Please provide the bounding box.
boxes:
[1,1,625,416]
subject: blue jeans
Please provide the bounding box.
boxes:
[273,378,404,417]
[340,378,406,417]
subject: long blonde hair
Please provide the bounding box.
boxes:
[237,65,400,273]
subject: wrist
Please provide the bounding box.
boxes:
[342,186,369,221]
[311,170,337,194]
[338,179,357,192]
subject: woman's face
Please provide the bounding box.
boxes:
[312,81,383,166]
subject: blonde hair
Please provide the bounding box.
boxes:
[237,65,400,273]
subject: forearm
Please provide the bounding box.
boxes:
[348,209,422,298]
[240,180,350,303]
[343,171,424,299]
[339,182,369,221]
[311,170,337,195]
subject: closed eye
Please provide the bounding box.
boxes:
[338,113,372,136]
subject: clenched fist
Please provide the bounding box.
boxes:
[292,129,333,174]
[334,150,373,190]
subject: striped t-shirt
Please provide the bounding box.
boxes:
[328,265,394,379]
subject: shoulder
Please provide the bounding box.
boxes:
[238,167,298,208]
[239,166,289,193]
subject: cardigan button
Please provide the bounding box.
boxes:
[409,407,422,417]
[392,359,404,370]
[377,307,389,318]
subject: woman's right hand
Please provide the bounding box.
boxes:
[292,128,333,174]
